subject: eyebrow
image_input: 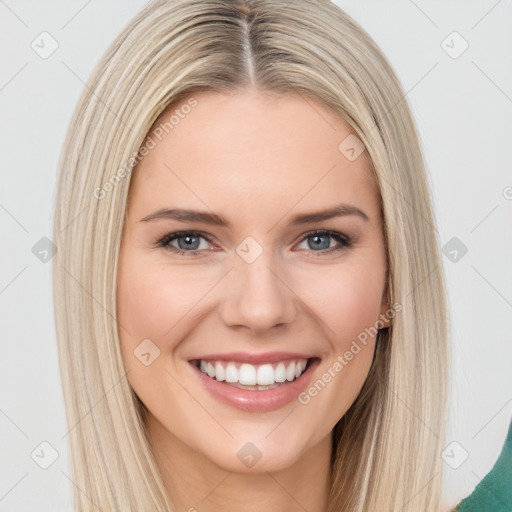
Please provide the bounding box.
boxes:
[139,203,369,227]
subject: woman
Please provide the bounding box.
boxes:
[52,1,495,510]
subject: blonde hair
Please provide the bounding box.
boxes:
[52,0,450,510]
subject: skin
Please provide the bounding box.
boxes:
[117,88,390,512]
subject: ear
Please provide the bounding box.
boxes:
[378,280,392,329]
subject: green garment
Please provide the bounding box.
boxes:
[455,418,512,511]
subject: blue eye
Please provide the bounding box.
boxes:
[296,230,352,255]
[157,231,213,256]
[156,229,352,256]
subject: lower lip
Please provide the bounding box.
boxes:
[189,358,320,413]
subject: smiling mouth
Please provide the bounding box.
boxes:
[189,357,317,391]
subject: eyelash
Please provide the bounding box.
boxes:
[155,230,353,257]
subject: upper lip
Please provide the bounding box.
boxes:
[188,352,317,365]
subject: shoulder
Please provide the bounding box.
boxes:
[454,418,512,512]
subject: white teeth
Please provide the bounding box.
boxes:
[196,358,310,385]
[206,362,215,379]
[239,364,257,385]
[286,363,295,382]
[215,362,226,382]
[225,363,238,383]
[256,364,274,385]
[274,362,286,382]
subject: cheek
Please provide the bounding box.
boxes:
[117,254,212,348]
[297,258,386,345]
[116,252,217,409]
[293,263,384,420]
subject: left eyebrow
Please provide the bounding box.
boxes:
[289,204,369,224]
[138,203,370,227]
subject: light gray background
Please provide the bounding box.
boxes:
[1,1,511,510]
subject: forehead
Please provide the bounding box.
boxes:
[128,90,379,222]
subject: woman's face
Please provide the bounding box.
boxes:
[117,89,390,474]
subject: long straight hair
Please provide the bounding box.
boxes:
[52,1,450,510]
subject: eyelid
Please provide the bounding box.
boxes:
[158,230,214,244]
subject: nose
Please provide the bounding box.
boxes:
[220,250,298,334]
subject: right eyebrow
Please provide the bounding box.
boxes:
[139,208,230,226]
